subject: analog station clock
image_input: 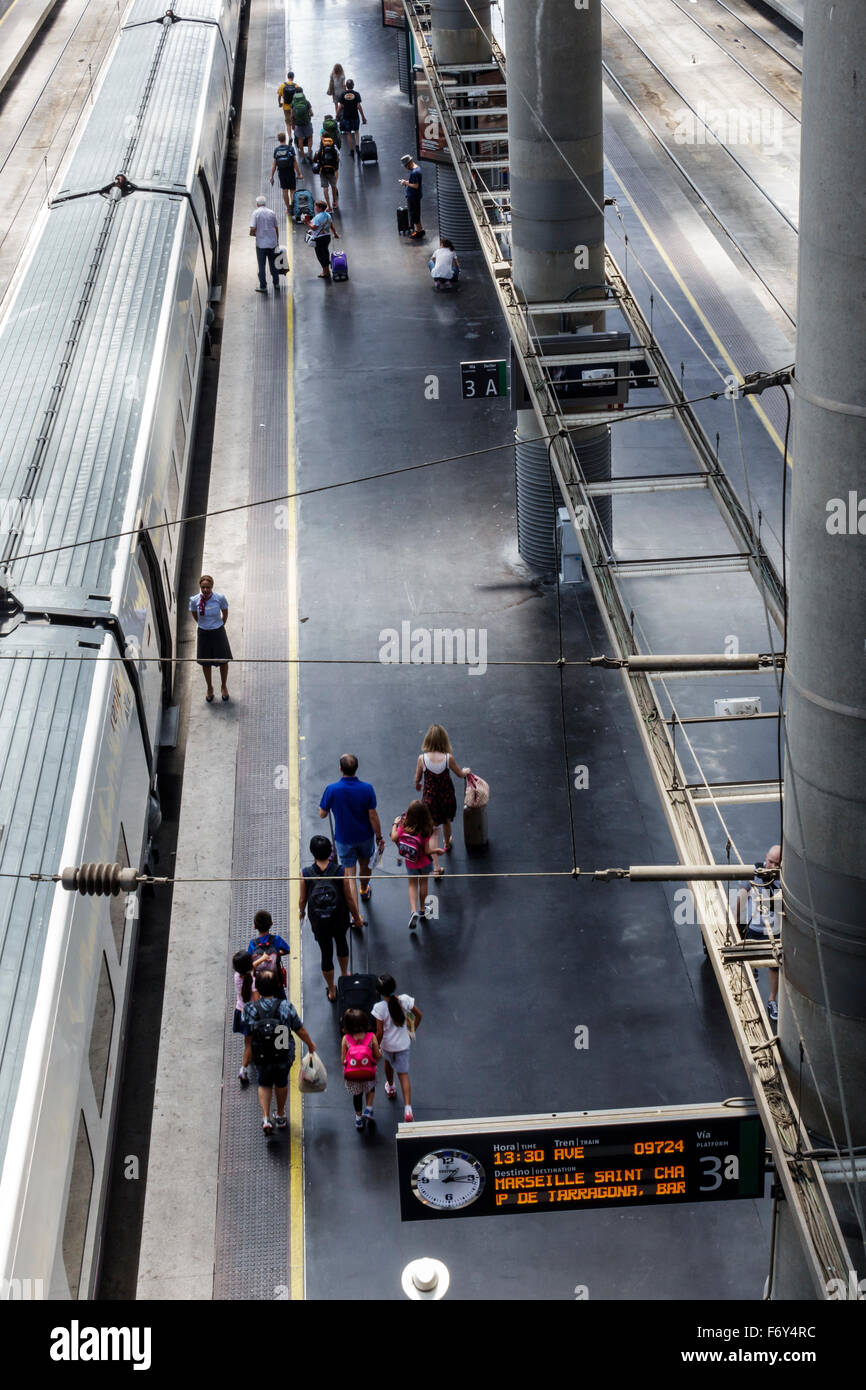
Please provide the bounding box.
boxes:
[410,1149,486,1211]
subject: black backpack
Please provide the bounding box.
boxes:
[318,139,338,172]
[306,869,342,927]
[247,1000,293,1066]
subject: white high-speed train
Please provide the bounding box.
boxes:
[0,0,241,1297]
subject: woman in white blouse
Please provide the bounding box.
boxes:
[413,724,470,876]
[189,574,233,702]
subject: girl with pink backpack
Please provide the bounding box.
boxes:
[390,800,443,930]
[341,1008,382,1131]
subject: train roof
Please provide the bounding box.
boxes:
[0,629,100,1170]
[123,0,235,26]
[56,23,223,198]
[0,193,182,594]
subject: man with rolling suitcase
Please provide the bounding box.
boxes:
[270,131,302,216]
[399,154,425,239]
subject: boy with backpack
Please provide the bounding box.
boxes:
[243,969,317,1136]
[290,85,315,162]
[247,908,290,999]
[314,134,340,210]
[299,835,362,1000]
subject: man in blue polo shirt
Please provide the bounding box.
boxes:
[319,754,385,921]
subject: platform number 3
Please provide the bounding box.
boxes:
[699,1154,739,1190]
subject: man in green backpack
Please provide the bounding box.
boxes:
[320,113,342,151]
[291,85,315,163]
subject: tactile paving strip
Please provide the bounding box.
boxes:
[213,0,295,1301]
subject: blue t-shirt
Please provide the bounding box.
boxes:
[406,166,422,200]
[247,932,290,959]
[320,777,377,846]
[310,210,332,238]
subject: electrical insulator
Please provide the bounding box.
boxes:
[60,863,139,895]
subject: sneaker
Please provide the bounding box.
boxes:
[385,1082,397,1099]
[362,1106,374,1122]
[423,900,435,920]
[274,1113,288,1129]
[272,282,280,292]
[262,1116,274,1136]
[355,1114,365,1130]
[255,285,267,293]
[768,999,778,1022]
[403,1105,414,1123]
[238,1066,250,1087]
[408,911,420,931]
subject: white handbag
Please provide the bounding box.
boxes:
[297,1049,327,1093]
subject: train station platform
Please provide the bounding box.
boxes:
[131,0,784,1301]
[0,0,58,94]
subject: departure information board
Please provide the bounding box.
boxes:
[397,1105,765,1221]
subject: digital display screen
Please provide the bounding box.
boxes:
[397,1108,765,1221]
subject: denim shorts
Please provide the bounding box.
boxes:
[405,862,432,877]
[384,1047,410,1073]
[336,836,375,868]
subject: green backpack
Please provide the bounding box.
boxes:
[292,91,311,126]
[321,116,341,148]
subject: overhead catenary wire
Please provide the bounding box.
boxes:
[1,375,785,573]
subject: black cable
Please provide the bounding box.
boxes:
[4,382,784,570]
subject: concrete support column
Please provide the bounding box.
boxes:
[505,0,610,570]
[775,0,866,1295]
[429,0,492,66]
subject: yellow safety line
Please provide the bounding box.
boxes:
[285,245,304,1301]
[605,156,794,468]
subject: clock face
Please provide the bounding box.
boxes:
[411,1149,486,1211]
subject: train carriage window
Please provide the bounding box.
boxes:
[197,166,218,258]
[174,410,186,473]
[108,824,130,959]
[62,1114,93,1300]
[186,317,198,379]
[88,954,115,1115]
[180,358,192,419]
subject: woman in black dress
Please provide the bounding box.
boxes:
[413,724,470,878]
[189,574,233,702]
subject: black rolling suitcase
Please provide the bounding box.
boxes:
[359,134,378,164]
[397,205,411,235]
[336,972,378,1030]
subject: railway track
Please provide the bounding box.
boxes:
[0,0,122,302]
[602,0,802,325]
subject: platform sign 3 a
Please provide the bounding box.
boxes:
[461,360,508,400]
[397,1103,765,1221]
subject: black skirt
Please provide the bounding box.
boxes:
[196,625,233,664]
